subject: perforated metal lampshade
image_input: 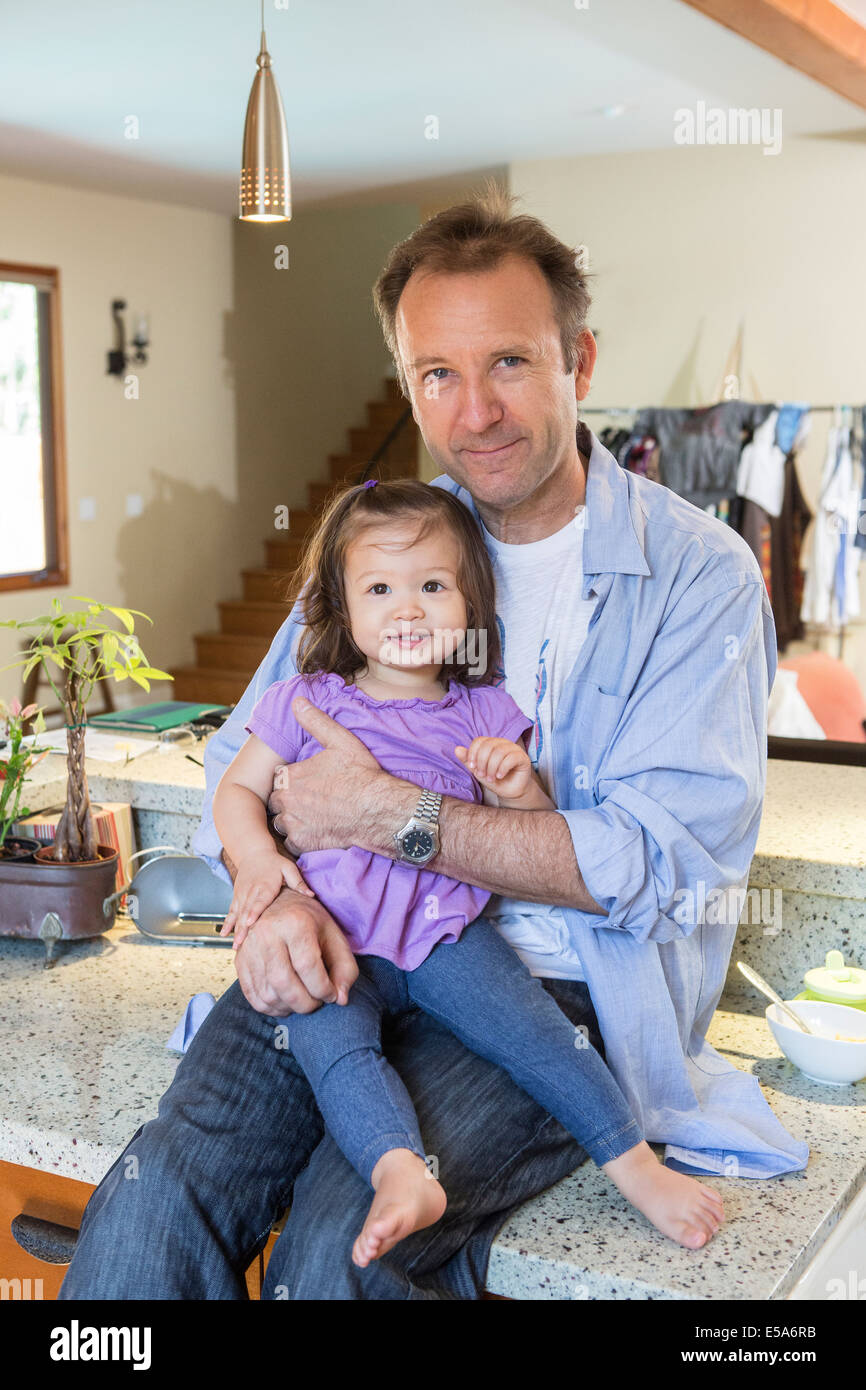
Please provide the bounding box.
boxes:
[239,31,292,222]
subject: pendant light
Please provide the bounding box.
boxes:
[239,0,292,222]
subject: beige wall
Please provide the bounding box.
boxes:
[510,140,866,691]
[0,172,236,707]
[0,181,422,711]
[231,201,420,523]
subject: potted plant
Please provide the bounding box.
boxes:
[0,697,50,860]
[0,596,172,957]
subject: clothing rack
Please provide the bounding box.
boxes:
[581,404,861,415]
[584,402,865,663]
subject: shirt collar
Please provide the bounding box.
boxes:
[439,426,650,579]
[581,428,651,577]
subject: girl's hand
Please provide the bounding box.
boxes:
[454,737,533,801]
[219,849,315,949]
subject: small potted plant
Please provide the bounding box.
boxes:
[0,596,172,954]
[0,697,50,860]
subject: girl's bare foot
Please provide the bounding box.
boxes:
[602,1141,725,1249]
[352,1149,447,1269]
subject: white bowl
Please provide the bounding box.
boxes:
[766,1001,866,1086]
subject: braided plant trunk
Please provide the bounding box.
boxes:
[49,667,98,863]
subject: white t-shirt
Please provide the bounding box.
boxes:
[477,505,596,980]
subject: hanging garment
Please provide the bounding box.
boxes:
[800,413,863,628]
[736,410,786,517]
[775,403,810,456]
[769,453,812,652]
[854,405,866,555]
[739,500,773,600]
[635,402,774,509]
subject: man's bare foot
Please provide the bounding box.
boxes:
[602,1141,725,1249]
[352,1149,447,1269]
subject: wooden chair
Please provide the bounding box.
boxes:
[18,632,115,733]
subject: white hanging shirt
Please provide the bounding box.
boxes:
[476,505,597,980]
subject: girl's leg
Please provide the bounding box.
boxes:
[282,963,427,1185]
[408,921,724,1250]
[282,959,446,1266]
[407,920,640,1166]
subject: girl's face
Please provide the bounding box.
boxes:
[342,520,469,684]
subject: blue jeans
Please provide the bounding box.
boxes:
[60,955,616,1300]
[284,919,642,1183]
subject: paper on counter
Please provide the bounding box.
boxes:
[20,728,160,762]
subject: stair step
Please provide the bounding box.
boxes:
[177,379,413,700]
[170,666,252,706]
[218,599,291,637]
[366,400,413,431]
[308,480,351,508]
[328,454,365,484]
[277,508,318,538]
[383,376,404,401]
[328,453,418,485]
[348,426,417,460]
[264,537,307,570]
[195,631,272,672]
[242,567,301,602]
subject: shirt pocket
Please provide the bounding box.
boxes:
[556,680,629,806]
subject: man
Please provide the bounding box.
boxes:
[61,189,806,1303]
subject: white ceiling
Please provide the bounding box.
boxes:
[0,0,863,214]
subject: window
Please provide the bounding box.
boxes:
[0,262,68,591]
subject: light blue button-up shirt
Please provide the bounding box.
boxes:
[193,431,809,1178]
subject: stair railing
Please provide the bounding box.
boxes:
[357,404,414,485]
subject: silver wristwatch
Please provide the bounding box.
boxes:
[394,789,442,866]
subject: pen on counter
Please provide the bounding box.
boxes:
[185,754,204,767]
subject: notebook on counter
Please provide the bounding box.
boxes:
[88,701,233,733]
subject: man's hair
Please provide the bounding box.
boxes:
[284,478,502,688]
[373,182,592,397]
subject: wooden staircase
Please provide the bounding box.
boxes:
[170,378,417,705]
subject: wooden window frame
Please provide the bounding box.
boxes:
[0,261,69,592]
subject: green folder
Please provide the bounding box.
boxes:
[88,701,232,733]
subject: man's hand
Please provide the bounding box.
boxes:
[267,694,401,855]
[234,884,358,1016]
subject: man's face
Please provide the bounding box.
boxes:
[396,253,595,514]
[343,521,468,680]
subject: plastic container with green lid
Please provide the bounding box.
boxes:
[795,950,866,1012]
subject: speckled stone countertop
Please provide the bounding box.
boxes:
[21,740,866,898]
[752,760,866,900]
[487,996,865,1300]
[22,736,208,820]
[0,921,862,1300]
[0,922,237,1184]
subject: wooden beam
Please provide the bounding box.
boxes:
[680,0,866,110]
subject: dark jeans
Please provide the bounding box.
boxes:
[285,920,640,1183]
[59,972,605,1300]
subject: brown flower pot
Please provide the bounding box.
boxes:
[0,843,118,966]
[0,836,42,861]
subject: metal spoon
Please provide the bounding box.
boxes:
[736,960,814,1034]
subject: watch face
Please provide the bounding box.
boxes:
[402,828,434,860]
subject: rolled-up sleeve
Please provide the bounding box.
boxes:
[191,596,306,884]
[557,576,776,942]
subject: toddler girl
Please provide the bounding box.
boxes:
[213,478,724,1268]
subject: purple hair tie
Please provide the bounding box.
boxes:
[363,478,378,488]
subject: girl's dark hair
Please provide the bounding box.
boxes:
[282,479,501,689]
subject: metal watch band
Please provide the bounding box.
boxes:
[414,789,442,823]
